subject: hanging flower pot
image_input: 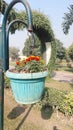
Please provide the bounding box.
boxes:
[6,56,48,104]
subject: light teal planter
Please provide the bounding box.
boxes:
[6,70,48,104]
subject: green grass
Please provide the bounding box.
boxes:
[55,60,73,73]
[55,65,73,72]
[46,78,73,92]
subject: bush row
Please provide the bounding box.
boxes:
[35,88,73,116]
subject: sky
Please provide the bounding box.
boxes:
[0,0,73,54]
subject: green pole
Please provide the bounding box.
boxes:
[0,26,4,130]
[2,0,33,72]
[0,69,4,130]
[1,1,33,130]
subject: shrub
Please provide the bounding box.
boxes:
[59,92,73,116]
[34,88,65,111]
[35,88,73,116]
[4,75,11,88]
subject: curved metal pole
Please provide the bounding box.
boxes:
[2,0,33,32]
[2,0,33,71]
[1,1,33,129]
[6,19,27,68]
[6,19,35,67]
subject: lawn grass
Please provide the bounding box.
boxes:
[55,60,73,73]
[46,78,73,92]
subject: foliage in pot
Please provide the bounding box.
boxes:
[12,55,47,73]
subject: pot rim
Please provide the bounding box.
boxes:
[6,70,48,79]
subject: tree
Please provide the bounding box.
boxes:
[62,5,73,34]
[0,0,21,33]
[56,39,66,60]
[67,43,73,61]
[22,34,41,56]
[9,47,19,60]
[0,0,7,15]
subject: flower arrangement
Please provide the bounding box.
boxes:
[12,55,47,73]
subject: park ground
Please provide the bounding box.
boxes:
[4,69,73,130]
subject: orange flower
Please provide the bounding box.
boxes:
[27,55,40,61]
[16,61,20,65]
[30,55,36,60]
[35,56,40,61]
[26,57,31,62]
[22,55,41,64]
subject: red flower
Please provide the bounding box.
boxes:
[26,57,31,62]
[24,56,40,63]
[16,61,20,65]
[29,56,35,60]
[35,56,40,61]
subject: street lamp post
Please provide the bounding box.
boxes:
[0,0,33,129]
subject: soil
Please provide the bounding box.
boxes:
[4,88,73,130]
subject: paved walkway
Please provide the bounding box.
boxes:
[52,71,73,83]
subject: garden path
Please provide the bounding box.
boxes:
[52,71,73,83]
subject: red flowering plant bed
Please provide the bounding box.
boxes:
[10,55,47,73]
